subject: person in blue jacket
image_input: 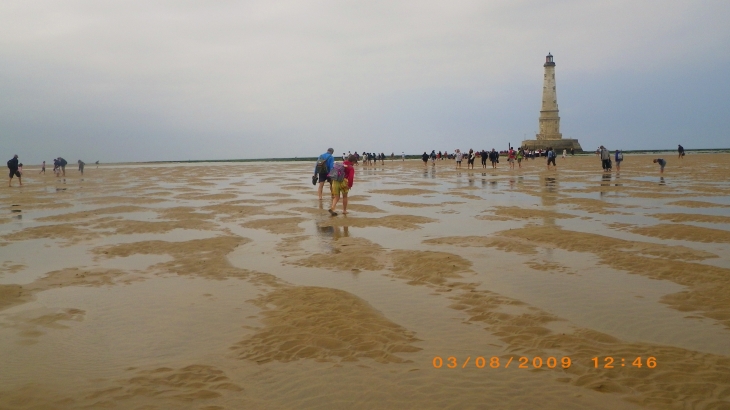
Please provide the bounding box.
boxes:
[314,148,335,200]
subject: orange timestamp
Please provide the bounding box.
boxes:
[592,357,657,369]
[432,356,572,369]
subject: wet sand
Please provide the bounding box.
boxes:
[1,154,730,409]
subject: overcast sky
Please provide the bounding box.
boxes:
[2,1,729,163]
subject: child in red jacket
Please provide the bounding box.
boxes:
[329,155,356,216]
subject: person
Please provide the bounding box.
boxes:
[313,148,335,200]
[421,152,429,166]
[562,149,567,159]
[481,149,488,168]
[430,150,437,166]
[328,155,356,216]
[58,157,68,176]
[653,158,667,173]
[467,149,475,169]
[53,158,60,176]
[600,146,611,171]
[488,148,499,168]
[547,147,557,170]
[7,154,22,187]
[39,160,46,174]
[455,149,462,168]
[678,144,685,159]
[615,150,623,172]
[78,160,85,175]
[516,148,524,168]
[508,148,516,170]
[401,152,405,161]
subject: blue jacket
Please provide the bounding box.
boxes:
[314,152,334,174]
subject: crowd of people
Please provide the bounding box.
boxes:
[7,155,91,187]
[310,144,687,211]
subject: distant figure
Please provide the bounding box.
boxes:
[95,160,99,168]
[314,148,335,200]
[508,148,516,170]
[562,149,567,159]
[454,149,462,168]
[401,152,405,161]
[430,150,436,166]
[57,157,67,176]
[615,150,623,172]
[517,148,524,168]
[78,160,85,175]
[547,147,557,170]
[7,154,21,187]
[600,146,611,171]
[328,155,356,216]
[53,158,61,177]
[653,158,667,173]
[678,144,685,159]
[422,152,429,166]
[481,149,488,168]
[39,160,46,174]
[488,149,499,169]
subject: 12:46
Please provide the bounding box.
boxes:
[592,357,657,368]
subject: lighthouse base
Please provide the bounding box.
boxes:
[520,138,583,153]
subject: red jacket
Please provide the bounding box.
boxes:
[343,160,355,188]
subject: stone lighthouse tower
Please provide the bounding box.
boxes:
[537,53,561,140]
[521,53,582,152]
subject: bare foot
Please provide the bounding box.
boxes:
[328,209,338,216]
[342,210,348,215]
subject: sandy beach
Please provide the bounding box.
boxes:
[1,153,730,409]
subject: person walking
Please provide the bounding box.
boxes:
[328,155,356,216]
[678,144,685,159]
[467,149,475,169]
[516,148,524,169]
[39,160,46,174]
[488,149,499,169]
[481,149,488,169]
[615,150,623,172]
[547,147,557,170]
[7,154,22,187]
[313,148,335,200]
[600,146,611,171]
[422,152,429,167]
[455,149,462,169]
[508,148,516,170]
[78,160,85,175]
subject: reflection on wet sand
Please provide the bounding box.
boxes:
[1,154,730,409]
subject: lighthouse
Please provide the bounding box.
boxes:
[521,53,582,152]
[537,53,561,140]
